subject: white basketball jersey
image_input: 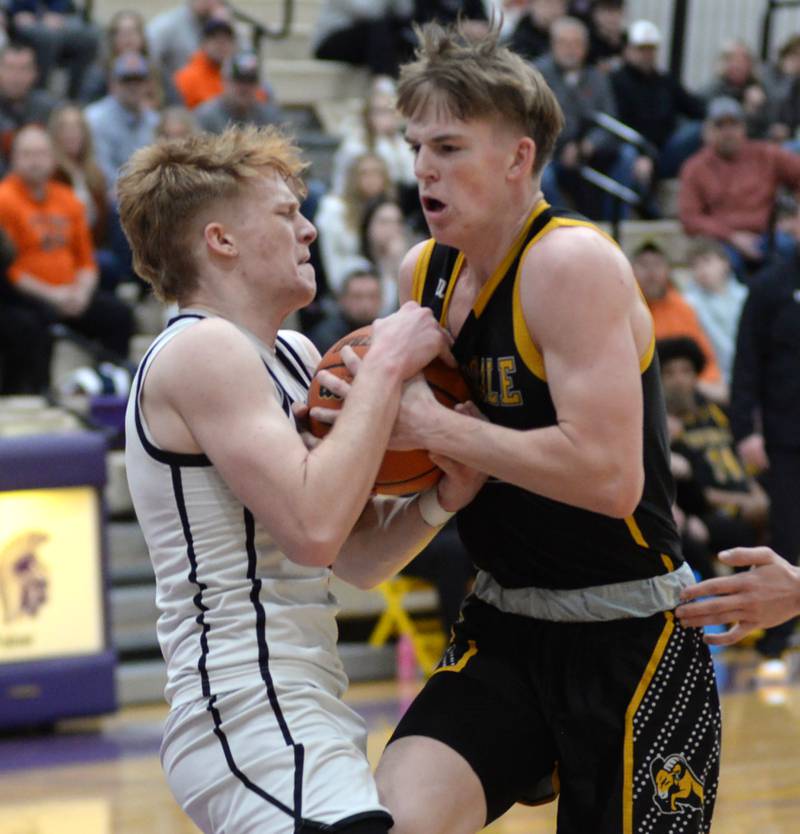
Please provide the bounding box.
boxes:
[125,311,347,708]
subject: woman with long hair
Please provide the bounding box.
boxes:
[48,104,125,290]
[315,152,394,292]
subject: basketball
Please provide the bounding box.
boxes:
[307,325,470,496]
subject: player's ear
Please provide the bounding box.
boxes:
[204,222,238,258]
[508,137,536,181]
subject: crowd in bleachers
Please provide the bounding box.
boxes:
[0,0,798,662]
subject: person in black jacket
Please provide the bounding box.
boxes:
[307,263,383,355]
[505,0,567,62]
[610,20,706,184]
[729,201,800,665]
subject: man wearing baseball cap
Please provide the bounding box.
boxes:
[195,51,283,134]
[174,16,237,109]
[84,52,160,187]
[610,20,705,194]
[679,93,800,274]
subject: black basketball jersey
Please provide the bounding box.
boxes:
[413,202,682,590]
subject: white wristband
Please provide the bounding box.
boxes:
[418,487,455,528]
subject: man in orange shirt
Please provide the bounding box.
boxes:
[0,125,133,367]
[173,17,237,109]
[632,240,727,402]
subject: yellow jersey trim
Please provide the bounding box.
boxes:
[411,239,436,304]
[511,218,652,381]
[639,332,656,373]
[660,554,675,572]
[432,640,478,675]
[623,612,675,834]
[471,201,550,319]
[708,402,729,428]
[440,252,465,327]
[624,515,649,548]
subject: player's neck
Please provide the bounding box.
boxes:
[460,191,544,284]
[181,290,284,348]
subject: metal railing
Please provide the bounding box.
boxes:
[760,0,800,59]
[576,111,659,239]
[230,0,295,51]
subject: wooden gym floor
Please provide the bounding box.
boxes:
[1,649,798,834]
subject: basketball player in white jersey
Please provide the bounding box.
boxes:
[116,125,484,834]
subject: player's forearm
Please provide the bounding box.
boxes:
[333,495,440,589]
[295,357,406,564]
[417,407,642,518]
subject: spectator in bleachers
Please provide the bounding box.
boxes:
[330,77,415,209]
[147,0,226,81]
[631,239,725,401]
[586,0,625,71]
[312,0,414,79]
[659,336,768,580]
[610,20,705,186]
[48,103,125,291]
[359,195,410,315]
[8,0,98,99]
[307,262,383,354]
[679,96,800,276]
[315,151,394,291]
[730,199,800,665]
[156,105,198,140]
[762,34,800,107]
[0,43,56,166]
[536,16,623,218]
[761,34,800,143]
[79,11,163,108]
[83,52,159,190]
[0,224,51,394]
[505,0,566,62]
[410,0,489,39]
[194,51,282,134]
[0,125,133,363]
[682,237,747,386]
[173,16,237,110]
[704,40,770,139]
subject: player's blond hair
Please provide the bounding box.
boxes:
[397,22,564,175]
[117,125,308,302]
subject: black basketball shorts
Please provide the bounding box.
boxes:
[389,597,721,834]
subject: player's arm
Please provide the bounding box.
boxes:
[145,310,449,568]
[333,428,485,589]
[676,547,800,645]
[398,230,645,518]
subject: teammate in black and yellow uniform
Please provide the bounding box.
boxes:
[659,336,768,580]
[369,23,722,834]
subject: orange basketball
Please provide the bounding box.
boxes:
[307,325,470,496]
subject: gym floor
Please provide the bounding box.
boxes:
[0,649,798,834]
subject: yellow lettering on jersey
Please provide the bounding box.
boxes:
[498,357,523,406]
[482,358,500,405]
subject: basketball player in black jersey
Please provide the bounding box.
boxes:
[370,23,722,834]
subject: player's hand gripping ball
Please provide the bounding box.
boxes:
[307,325,470,495]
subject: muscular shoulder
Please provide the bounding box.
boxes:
[522,225,635,300]
[151,317,263,392]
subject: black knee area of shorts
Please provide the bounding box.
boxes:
[297,812,392,833]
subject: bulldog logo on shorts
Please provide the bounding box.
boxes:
[650,753,704,814]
